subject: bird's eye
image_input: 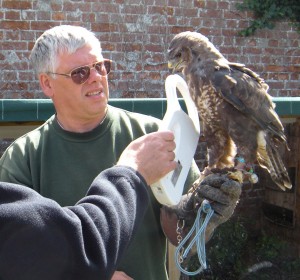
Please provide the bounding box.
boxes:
[175,52,182,59]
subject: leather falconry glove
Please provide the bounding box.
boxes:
[160,172,242,246]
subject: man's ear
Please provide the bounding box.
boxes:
[39,73,54,98]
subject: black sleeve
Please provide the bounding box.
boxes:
[0,166,149,280]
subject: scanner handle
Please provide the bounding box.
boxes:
[164,74,200,134]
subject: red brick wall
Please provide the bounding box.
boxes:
[0,0,299,99]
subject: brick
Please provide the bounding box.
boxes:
[21,91,35,98]
[205,8,223,19]
[222,28,238,37]
[174,7,198,17]
[284,81,300,90]
[265,47,285,56]
[268,39,279,47]
[171,26,193,34]
[218,1,229,9]
[66,12,82,22]
[20,11,35,20]
[5,30,20,41]
[52,12,65,21]
[226,19,239,29]
[266,65,289,72]
[267,80,284,89]
[95,13,111,24]
[291,72,300,80]
[148,6,174,16]
[2,0,32,10]
[2,20,30,30]
[49,2,63,11]
[168,0,181,7]
[30,21,56,31]
[92,23,119,33]
[122,14,140,24]
[4,11,21,20]
[37,11,52,21]
[63,2,92,12]
[219,46,237,55]
[0,42,27,51]
[246,47,263,55]
[288,65,300,73]
[206,0,218,9]
[19,71,34,81]
[122,5,145,14]
[144,64,166,73]
[83,13,96,23]
[290,90,300,97]
[194,0,205,8]
[144,43,165,53]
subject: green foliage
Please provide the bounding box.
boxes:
[236,0,300,36]
[188,217,250,279]
[255,232,284,260]
[184,218,300,279]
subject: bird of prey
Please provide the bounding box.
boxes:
[167,31,291,191]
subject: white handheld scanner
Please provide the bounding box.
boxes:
[151,74,200,206]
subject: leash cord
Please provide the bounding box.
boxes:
[175,199,214,276]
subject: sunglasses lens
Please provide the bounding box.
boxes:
[95,60,111,76]
[70,60,111,84]
[103,60,111,75]
[71,66,90,84]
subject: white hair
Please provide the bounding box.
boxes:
[29,25,102,75]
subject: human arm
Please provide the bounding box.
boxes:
[0,131,177,280]
[0,166,148,280]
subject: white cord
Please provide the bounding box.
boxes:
[175,199,214,276]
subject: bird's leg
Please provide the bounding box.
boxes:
[199,166,213,181]
[235,156,255,173]
[235,156,246,170]
[228,155,258,184]
[202,166,213,176]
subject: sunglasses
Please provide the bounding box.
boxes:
[48,59,111,84]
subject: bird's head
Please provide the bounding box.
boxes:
[167,31,227,74]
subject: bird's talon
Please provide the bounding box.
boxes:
[227,170,244,183]
[227,170,258,184]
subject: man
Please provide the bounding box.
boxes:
[0,25,240,280]
[0,133,177,280]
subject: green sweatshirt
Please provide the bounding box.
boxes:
[0,105,200,280]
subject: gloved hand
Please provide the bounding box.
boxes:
[160,172,242,246]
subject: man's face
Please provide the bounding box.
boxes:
[41,44,110,123]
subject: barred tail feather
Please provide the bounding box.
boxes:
[266,144,292,190]
[257,132,292,191]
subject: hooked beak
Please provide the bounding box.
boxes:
[167,62,175,73]
[167,59,183,73]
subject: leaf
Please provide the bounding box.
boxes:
[236,0,300,36]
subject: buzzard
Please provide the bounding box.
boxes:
[167,31,291,191]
